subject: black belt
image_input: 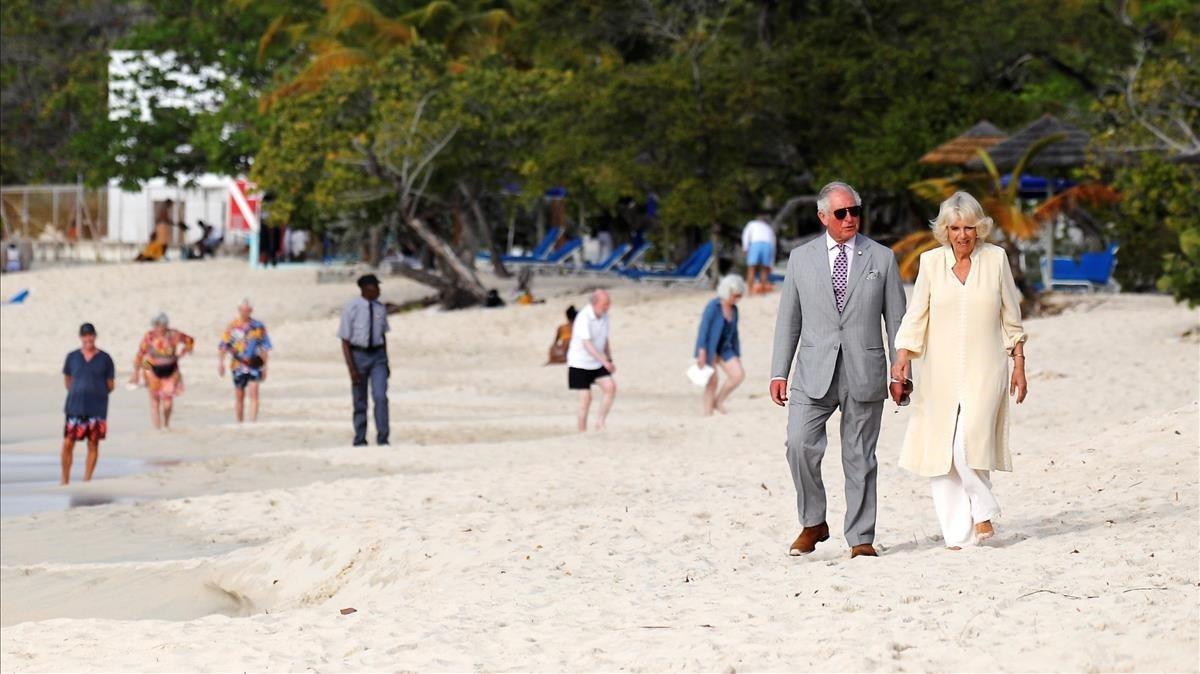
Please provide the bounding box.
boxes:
[351,344,383,352]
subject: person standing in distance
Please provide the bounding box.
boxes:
[61,323,115,485]
[769,181,907,559]
[217,298,272,423]
[567,289,617,432]
[339,274,390,446]
[742,213,777,294]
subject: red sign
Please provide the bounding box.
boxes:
[228,179,261,232]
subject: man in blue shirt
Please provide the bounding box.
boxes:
[61,323,115,485]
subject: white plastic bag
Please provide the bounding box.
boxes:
[687,363,715,387]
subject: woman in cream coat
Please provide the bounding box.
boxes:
[891,191,1028,549]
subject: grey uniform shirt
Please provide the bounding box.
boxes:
[338,297,390,347]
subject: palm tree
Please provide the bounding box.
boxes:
[258,0,517,108]
[258,0,417,109]
[400,1,517,66]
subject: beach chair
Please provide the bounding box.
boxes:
[577,243,632,274]
[622,242,713,284]
[611,241,651,274]
[1046,243,1119,292]
[3,289,30,305]
[510,238,584,271]
[478,227,561,263]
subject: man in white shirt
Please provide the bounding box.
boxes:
[288,228,310,262]
[566,289,617,432]
[741,214,776,294]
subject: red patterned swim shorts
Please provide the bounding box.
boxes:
[64,416,107,441]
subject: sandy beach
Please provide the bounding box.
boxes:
[0,259,1196,672]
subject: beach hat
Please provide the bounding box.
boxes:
[356,273,382,288]
[79,322,96,336]
[687,363,715,387]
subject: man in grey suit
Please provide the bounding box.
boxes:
[769,181,907,559]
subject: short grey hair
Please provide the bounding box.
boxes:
[931,191,994,246]
[816,181,862,214]
[151,312,169,327]
[717,274,747,301]
[239,297,253,309]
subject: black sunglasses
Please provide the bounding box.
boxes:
[831,205,863,220]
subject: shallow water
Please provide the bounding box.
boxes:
[0,372,163,517]
[0,452,146,517]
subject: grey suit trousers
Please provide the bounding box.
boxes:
[786,351,883,546]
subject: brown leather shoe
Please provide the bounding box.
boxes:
[788,522,829,556]
[850,544,877,558]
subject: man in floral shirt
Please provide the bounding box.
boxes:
[218,298,272,422]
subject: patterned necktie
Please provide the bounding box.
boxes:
[833,244,848,313]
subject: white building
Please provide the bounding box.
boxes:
[104,174,233,246]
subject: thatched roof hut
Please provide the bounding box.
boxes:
[965,114,1091,171]
[919,121,1008,166]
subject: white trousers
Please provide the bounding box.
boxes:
[930,408,1001,547]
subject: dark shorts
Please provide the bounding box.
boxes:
[568,366,611,390]
[64,416,107,441]
[150,362,178,379]
[232,371,262,389]
[717,338,739,363]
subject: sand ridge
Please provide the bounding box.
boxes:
[0,261,1197,672]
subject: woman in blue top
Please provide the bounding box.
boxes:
[695,275,747,415]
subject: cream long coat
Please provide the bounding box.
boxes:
[895,243,1027,477]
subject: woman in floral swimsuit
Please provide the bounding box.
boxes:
[130,312,194,429]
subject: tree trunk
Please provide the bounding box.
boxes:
[402,215,489,308]
[451,203,480,266]
[368,224,384,268]
[702,216,719,278]
[459,181,509,278]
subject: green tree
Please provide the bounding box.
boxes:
[0,0,137,184]
[441,62,568,275]
[400,1,517,62]
[1110,156,1200,301]
[253,47,521,306]
[1090,0,1198,300]
[56,0,315,187]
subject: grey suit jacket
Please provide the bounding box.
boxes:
[770,233,907,402]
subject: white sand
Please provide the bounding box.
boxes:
[1,260,1197,672]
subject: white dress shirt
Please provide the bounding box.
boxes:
[825,231,856,276]
[741,219,776,250]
